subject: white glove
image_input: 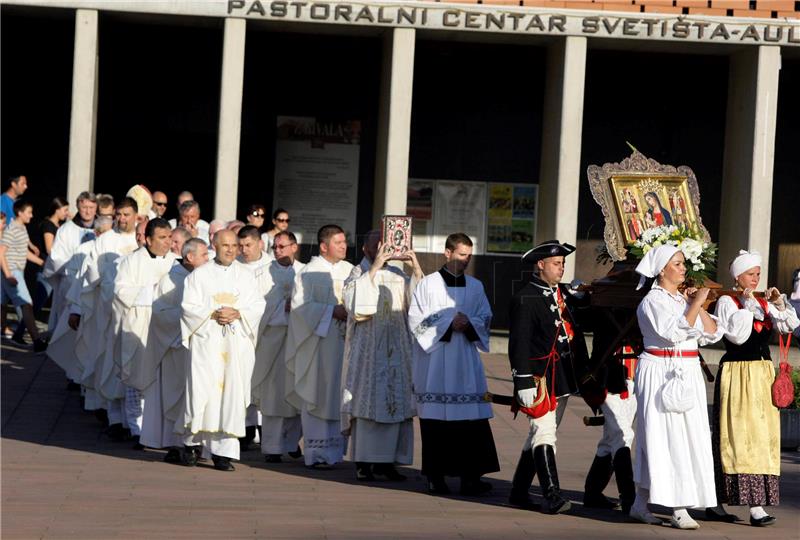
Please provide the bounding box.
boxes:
[569,279,586,297]
[133,284,155,307]
[517,387,536,408]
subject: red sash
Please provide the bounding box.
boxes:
[645,348,699,358]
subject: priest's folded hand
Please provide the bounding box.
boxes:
[213,307,240,325]
[452,313,469,331]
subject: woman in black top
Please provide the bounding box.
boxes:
[32,197,69,317]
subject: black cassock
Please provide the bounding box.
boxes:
[508,276,591,398]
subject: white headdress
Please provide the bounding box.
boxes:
[729,250,762,281]
[634,244,679,290]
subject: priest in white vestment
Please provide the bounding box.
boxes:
[341,231,422,481]
[251,231,305,462]
[46,216,110,385]
[90,199,140,440]
[285,224,353,468]
[408,233,499,496]
[236,225,271,449]
[180,230,265,471]
[140,238,209,462]
[116,218,178,448]
[42,192,97,333]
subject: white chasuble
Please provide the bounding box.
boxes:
[116,248,178,391]
[341,258,416,428]
[89,230,138,401]
[252,259,305,416]
[408,270,493,422]
[42,219,95,330]
[46,239,97,382]
[150,264,191,429]
[180,260,266,438]
[140,263,192,448]
[285,256,354,422]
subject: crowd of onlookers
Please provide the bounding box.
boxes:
[0,174,295,351]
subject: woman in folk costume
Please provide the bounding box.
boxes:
[631,245,724,529]
[709,251,799,527]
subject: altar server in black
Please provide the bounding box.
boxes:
[507,240,590,514]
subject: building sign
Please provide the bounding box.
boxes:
[5,1,795,46]
[273,116,360,245]
[433,181,487,255]
[487,183,538,254]
[229,0,800,46]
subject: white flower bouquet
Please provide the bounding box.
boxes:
[629,225,718,285]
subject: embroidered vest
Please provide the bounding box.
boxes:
[721,296,772,362]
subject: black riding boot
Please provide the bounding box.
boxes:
[612,447,636,514]
[509,449,539,510]
[533,445,571,514]
[583,453,619,509]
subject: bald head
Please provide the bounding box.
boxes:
[152,191,168,217]
[177,191,193,206]
[214,229,238,266]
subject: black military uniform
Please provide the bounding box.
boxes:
[507,240,590,514]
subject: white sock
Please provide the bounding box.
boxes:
[750,506,768,519]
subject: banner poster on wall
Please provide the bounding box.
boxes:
[487,183,538,254]
[273,116,361,245]
[407,179,434,253]
[433,181,487,255]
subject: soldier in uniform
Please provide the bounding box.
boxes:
[580,320,638,514]
[507,240,590,514]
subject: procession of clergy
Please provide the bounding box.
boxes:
[41,187,798,531]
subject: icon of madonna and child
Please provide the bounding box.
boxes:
[618,184,691,243]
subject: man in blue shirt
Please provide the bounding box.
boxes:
[1,175,28,225]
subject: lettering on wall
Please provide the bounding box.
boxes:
[227,0,800,45]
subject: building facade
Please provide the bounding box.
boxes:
[2,0,799,327]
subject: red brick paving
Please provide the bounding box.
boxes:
[2,344,799,539]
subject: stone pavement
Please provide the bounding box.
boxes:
[2,343,799,539]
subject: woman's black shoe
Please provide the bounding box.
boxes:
[750,515,776,527]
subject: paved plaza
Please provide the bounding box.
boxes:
[2,343,799,539]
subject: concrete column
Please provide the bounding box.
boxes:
[67,9,99,208]
[213,17,247,221]
[373,28,416,223]
[536,36,587,282]
[719,45,781,285]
